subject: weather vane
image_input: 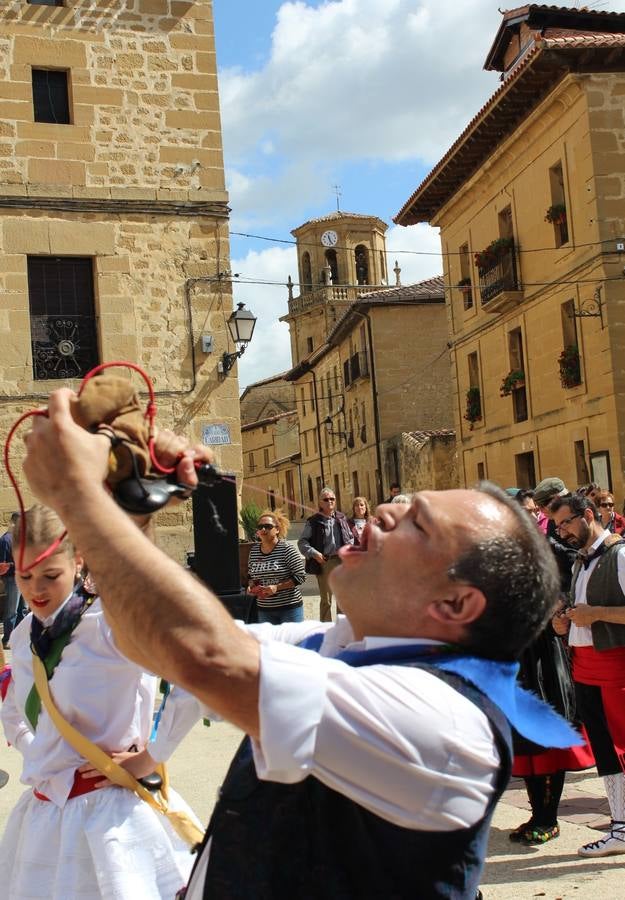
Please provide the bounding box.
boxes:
[332,184,342,211]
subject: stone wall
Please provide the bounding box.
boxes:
[0,1,239,562]
[0,0,225,200]
[383,432,458,495]
[239,376,294,426]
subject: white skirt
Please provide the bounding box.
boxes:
[0,784,202,899]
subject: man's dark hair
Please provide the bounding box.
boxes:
[515,489,534,505]
[447,482,560,661]
[390,482,400,491]
[550,492,600,522]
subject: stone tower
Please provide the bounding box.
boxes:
[281,211,389,366]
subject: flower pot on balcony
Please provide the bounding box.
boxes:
[474,237,514,272]
[558,345,581,389]
[464,387,482,430]
[545,203,567,225]
[500,369,525,397]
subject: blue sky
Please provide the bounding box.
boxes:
[212,0,625,389]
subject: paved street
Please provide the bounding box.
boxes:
[1,587,624,898]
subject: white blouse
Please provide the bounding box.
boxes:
[1,599,156,808]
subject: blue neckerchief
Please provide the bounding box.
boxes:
[298,633,581,749]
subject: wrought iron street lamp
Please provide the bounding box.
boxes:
[221,302,257,374]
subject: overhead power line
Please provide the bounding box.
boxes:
[230,229,625,258]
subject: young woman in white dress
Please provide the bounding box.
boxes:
[0,505,200,900]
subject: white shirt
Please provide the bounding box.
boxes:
[1,600,156,807]
[569,530,625,646]
[182,617,500,900]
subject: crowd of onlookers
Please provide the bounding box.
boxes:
[245,474,625,861]
[247,482,414,624]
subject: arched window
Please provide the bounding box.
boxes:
[355,245,369,285]
[301,252,312,293]
[325,249,339,284]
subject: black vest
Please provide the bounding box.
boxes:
[194,666,511,900]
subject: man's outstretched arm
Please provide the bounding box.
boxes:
[22,389,261,738]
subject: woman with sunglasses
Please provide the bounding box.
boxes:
[597,490,625,536]
[247,509,306,625]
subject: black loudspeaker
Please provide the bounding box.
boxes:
[192,475,255,622]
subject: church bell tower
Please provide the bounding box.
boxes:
[281,211,389,366]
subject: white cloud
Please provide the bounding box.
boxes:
[220,0,501,170]
[385,222,441,286]
[226,160,333,231]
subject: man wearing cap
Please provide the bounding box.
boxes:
[534,477,567,535]
[552,492,625,858]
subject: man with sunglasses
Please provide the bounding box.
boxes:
[551,492,625,858]
[298,487,354,621]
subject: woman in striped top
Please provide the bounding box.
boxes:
[247,509,306,625]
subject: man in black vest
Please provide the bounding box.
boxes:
[298,487,353,621]
[21,390,576,900]
[552,493,625,858]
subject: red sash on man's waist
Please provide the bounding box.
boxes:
[572,645,625,687]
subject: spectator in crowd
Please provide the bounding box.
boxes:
[597,490,625,536]
[298,487,353,621]
[516,489,539,520]
[0,512,26,650]
[384,482,401,504]
[510,491,594,845]
[247,509,306,625]
[552,493,625,857]
[534,477,568,536]
[584,483,602,505]
[347,496,373,545]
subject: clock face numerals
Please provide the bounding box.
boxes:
[321,229,338,247]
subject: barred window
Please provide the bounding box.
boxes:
[28,257,99,380]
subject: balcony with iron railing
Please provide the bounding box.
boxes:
[477,242,523,313]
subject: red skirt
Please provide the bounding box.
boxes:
[512,723,595,777]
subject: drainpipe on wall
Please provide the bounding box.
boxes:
[310,367,326,486]
[364,313,384,504]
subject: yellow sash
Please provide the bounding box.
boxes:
[32,652,204,847]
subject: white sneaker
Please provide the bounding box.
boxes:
[578,828,625,858]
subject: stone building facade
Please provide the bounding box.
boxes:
[396,5,625,497]
[286,277,456,509]
[0,0,239,559]
[240,410,302,519]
